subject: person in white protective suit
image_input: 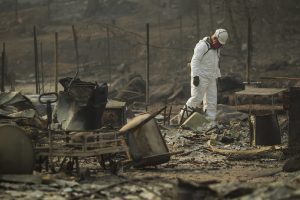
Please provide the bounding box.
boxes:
[178,29,229,124]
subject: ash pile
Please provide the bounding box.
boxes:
[0,77,300,200]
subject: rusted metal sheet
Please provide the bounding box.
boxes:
[288,87,300,149]
[0,92,46,128]
[0,124,34,174]
[0,92,36,116]
[55,77,108,131]
[249,112,281,146]
[120,111,170,167]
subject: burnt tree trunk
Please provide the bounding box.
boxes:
[225,1,241,51]
[85,0,100,17]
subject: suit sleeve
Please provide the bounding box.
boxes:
[191,42,209,77]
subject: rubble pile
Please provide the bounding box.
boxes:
[0,174,174,200]
[1,116,300,199]
[0,87,300,199]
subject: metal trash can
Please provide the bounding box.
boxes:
[285,87,300,149]
[249,112,281,146]
[120,113,170,167]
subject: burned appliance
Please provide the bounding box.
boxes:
[54,77,108,131]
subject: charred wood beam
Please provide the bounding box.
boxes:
[1,42,5,92]
[261,76,300,81]
[33,26,40,94]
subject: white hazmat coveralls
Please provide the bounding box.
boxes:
[182,37,221,121]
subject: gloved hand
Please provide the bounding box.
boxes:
[193,76,199,86]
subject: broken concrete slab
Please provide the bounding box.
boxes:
[181,112,209,132]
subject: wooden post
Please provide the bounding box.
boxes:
[195,0,200,39]
[40,41,45,93]
[246,17,252,83]
[146,23,150,107]
[1,42,5,92]
[47,0,51,22]
[5,54,8,90]
[158,13,162,45]
[33,26,39,94]
[54,32,58,93]
[179,16,184,68]
[15,0,18,23]
[209,0,214,32]
[106,24,111,83]
[72,24,79,73]
[225,1,241,53]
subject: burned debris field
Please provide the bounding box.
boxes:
[0,0,300,199]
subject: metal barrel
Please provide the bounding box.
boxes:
[288,87,300,149]
[0,124,34,174]
[249,112,281,146]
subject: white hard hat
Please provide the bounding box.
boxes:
[215,29,228,45]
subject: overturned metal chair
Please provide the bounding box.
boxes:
[119,108,170,168]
